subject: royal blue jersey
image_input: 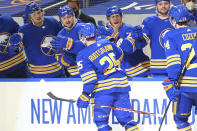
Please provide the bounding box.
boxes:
[19,17,65,78]
[97,23,150,77]
[0,15,28,77]
[77,39,130,96]
[163,27,197,92]
[114,24,150,77]
[55,21,85,77]
[142,15,174,74]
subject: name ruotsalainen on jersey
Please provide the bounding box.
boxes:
[77,39,131,96]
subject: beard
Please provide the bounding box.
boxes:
[157,8,169,16]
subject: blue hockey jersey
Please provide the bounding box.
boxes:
[19,17,65,78]
[113,24,150,77]
[77,39,130,96]
[163,27,197,92]
[97,23,150,77]
[142,15,174,75]
[55,21,85,77]
[0,15,29,78]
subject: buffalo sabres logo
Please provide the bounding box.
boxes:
[159,28,174,48]
[0,32,10,53]
[0,0,40,9]
[40,35,56,56]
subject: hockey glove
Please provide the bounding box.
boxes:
[132,25,144,40]
[9,33,22,46]
[56,49,76,65]
[162,79,180,102]
[97,24,114,37]
[77,92,90,108]
[51,36,73,50]
[97,20,105,26]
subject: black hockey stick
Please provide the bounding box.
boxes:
[47,92,76,103]
[158,35,197,131]
[47,91,156,116]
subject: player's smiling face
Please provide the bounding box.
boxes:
[108,14,123,30]
[156,1,170,15]
[61,14,75,28]
[30,10,44,26]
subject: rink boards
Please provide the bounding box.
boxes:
[0,78,196,131]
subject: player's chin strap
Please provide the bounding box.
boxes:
[47,91,156,116]
[158,33,197,131]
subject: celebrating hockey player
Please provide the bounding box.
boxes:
[51,5,85,78]
[76,23,139,131]
[162,5,197,131]
[142,0,174,77]
[97,6,150,77]
[0,15,29,78]
[8,2,65,78]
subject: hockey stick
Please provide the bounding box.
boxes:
[158,35,197,131]
[43,0,67,11]
[47,91,156,116]
[47,92,76,103]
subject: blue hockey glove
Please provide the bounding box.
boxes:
[51,36,73,50]
[97,20,105,26]
[97,24,114,37]
[132,25,144,40]
[9,33,22,46]
[62,50,76,65]
[162,79,180,102]
[77,92,90,108]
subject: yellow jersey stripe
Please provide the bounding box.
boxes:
[84,77,97,84]
[82,74,97,81]
[30,66,62,74]
[94,83,129,92]
[81,71,95,78]
[96,79,129,88]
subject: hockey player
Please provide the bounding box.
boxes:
[142,0,174,77]
[51,5,85,77]
[97,6,150,77]
[76,23,139,131]
[162,5,197,131]
[9,2,65,78]
[0,15,29,78]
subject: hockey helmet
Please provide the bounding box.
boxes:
[106,6,122,18]
[79,23,96,39]
[169,5,190,23]
[58,5,74,18]
[25,2,42,16]
[155,0,170,3]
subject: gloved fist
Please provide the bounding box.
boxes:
[97,24,114,37]
[77,92,90,108]
[9,33,22,46]
[162,79,180,102]
[51,36,73,50]
[97,20,105,26]
[132,25,143,40]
